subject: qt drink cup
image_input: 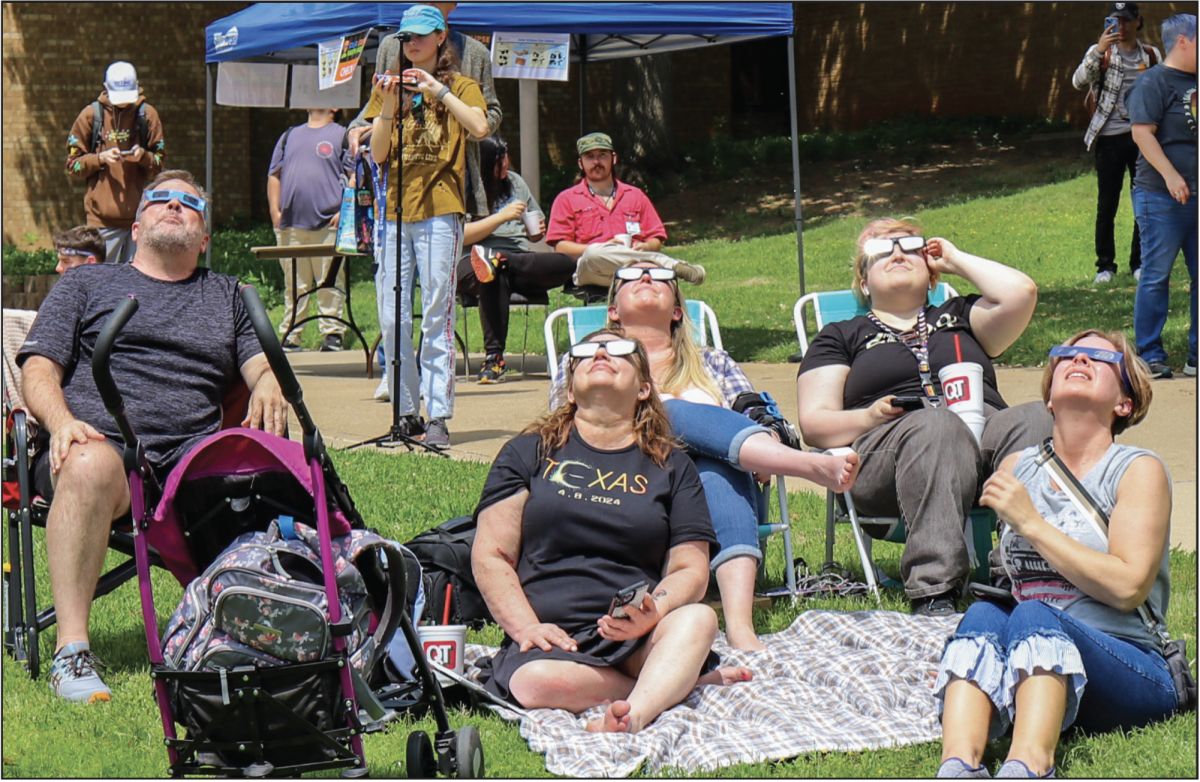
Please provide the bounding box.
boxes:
[938,362,986,444]
[522,209,543,237]
[418,624,466,686]
[614,234,633,248]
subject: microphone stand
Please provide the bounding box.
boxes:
[348,103,446,457]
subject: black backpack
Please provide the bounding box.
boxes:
[403,516,493,630]
[91,100,148,152]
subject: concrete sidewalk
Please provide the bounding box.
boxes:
[286,351,1197,553]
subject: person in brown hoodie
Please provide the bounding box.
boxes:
[65,62,165,264]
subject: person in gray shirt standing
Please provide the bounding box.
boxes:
[348,2,502,220]
[1072,2,1161,284]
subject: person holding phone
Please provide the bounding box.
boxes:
[797,218,1052,617]
[455,134,577,384]
[1072,2,1161,284]
[364,4,489,447]
[934,330,1178,778]
[473,332,752,734]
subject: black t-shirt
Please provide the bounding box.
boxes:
[475,430,717,638]
[798,295,1006,411]
[1128,64,1198,196]
[17,263,260,469]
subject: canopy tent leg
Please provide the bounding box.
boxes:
[787,34,804,297]
[578,35,588,136]
[519,79,540,204]
[205,62,216,269]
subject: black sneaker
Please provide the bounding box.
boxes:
[1147,361,1173,380]
[912,590,961,617]
[477,355,507,384]
[319,334,344,352]
[423,418,450,448]
[398,415,425,439]
[282,338,303,353]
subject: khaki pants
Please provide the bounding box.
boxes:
[274,225,346,340]
[573,243,687,287]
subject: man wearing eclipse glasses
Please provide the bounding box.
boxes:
[17,170,287,704]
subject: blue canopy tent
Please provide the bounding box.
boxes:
[204,2,809,292]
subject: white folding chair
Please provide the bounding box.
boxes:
[792,283,995,601]
[544,300,799,596]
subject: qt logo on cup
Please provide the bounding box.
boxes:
[942,376,971,405]
[423,639,457,669]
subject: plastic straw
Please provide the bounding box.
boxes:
[954,334,963,363]
[442,583,453,625]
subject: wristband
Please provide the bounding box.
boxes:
[436,85,451,102]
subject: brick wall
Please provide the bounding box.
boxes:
[792,2,1192,131]
[1,2,251,249]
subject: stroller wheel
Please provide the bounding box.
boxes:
[454,725,484,778]
[406,731,437,779]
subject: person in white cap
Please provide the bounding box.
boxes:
[65,62,165,265]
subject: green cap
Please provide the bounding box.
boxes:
[576,132,614,156]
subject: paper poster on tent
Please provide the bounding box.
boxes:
[491,33,570,81]
[318,28,371,90]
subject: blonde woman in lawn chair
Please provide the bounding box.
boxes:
[935,330,1182,779]
[549,259,861,652]
[796,218,1053,618]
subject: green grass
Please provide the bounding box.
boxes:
[269,172,1192,375]
[3,449,1195,777]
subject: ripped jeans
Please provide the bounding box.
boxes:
[933,600,1176,737]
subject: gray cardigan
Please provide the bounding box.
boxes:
[352,29,503,218]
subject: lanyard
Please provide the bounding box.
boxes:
[867,308,941,405]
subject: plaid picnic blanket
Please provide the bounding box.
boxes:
[464,610,961,777]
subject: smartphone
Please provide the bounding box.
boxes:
[608,580,650,620]
[891,395,926,411]
[1103,15,1120,34]
[969,582,1018,609]
[121,149,137,155]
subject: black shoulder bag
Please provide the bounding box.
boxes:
[1034,438,1196,712]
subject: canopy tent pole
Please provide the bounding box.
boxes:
[519,79,540,204]
[787,34,804,297]
[578,35,588,136]
[205,62,216,269]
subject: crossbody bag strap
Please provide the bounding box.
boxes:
[1033,438,1172,648]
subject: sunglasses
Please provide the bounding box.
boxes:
[1049,344,1130,391]
[143,189,207,214]
[614,266,676,283]
[862,236,926,262]
[55,248,93,257]
[569,339,639,361]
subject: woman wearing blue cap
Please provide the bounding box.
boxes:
[365,3,489,448]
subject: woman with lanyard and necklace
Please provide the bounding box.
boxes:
[797,218,1053,617]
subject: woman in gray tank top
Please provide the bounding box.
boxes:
[932,329,1178,779]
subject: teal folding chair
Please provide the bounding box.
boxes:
[543,300,800,596]
[791,283,995,601]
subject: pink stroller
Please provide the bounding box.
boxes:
[91,289,484,778]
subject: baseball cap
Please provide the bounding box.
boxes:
[577,132,614,156]
[399,5,447,35]
[1108,2,1140,20]
[104,61,139,105]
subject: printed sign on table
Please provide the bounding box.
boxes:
[491,32,570,81]
[318,28,372,90]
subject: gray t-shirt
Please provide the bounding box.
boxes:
[465,171,542,256]
[17,263,261,469]
[1128,64,1198,195]
[267,123,353,230]
[1100,47,1144,136]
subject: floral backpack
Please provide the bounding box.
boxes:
[161,517,411,680]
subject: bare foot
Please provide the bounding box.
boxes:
[697,665,754,687]
[726,631,768,652]
[585,699,632,733]
[809,451,860,494]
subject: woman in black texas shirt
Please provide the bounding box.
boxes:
[797,218,1053,618]
[473,331,752,734]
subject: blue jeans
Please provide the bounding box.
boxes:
[377,216,463,420]
[935,600,1175,738]
[1132,187,1197,365]
[664,400,770,569]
